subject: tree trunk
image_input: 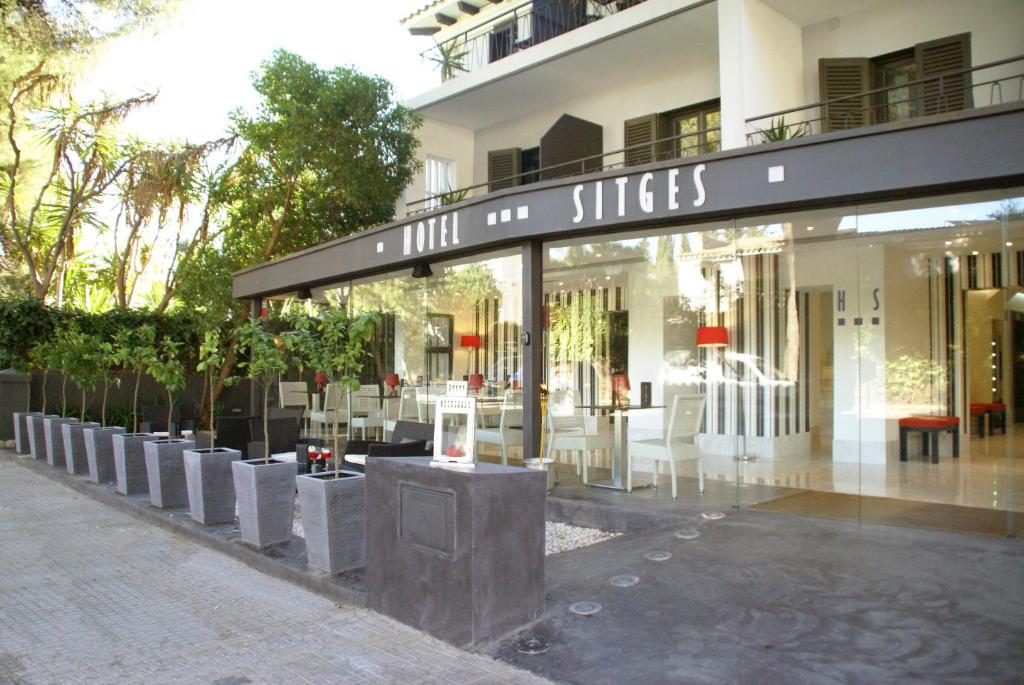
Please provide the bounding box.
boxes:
[40,370,47,414]
[263,381,271,463]
[101,382,108,427]
[80,389,85,422]
[167,390,174,438]
[61,375,67,417]
[208,372,216,450]
[133,370,141,432]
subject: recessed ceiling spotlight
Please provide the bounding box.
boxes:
[1007,242,1014,247]
[944,241,952,246]
[972,251,979,256]
[806,226,814,231]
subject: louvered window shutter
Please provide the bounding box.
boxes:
[488,148,521,192]
[618,114,667,166]
[915,33,972,115]
[818,58,872,131]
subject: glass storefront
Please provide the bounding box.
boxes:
[264,189,1021,536]
[542,189,1022,535]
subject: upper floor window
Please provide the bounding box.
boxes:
[425,156,456,209]
[624,99,721,167]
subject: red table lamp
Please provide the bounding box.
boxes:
[460,335,481,378]
[384,372,400,397]
[612,373,631,407]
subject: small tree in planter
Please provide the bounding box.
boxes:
[232,319,295,547]
[146,338,187,437]
[313,308,379,464]
[95,339,121,428]
[59,328,102,474]
[196,328,234,449]
[294,308,378,571]
[113,325,156,432]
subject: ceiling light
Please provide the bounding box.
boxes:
[411,262,433,278]
[972,251,979,256]
[944,241,952,246]
[806,226,814,231]
[1007,242,1014,247]
[297,287,312,300]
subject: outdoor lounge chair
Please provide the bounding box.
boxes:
[342,420,433,473]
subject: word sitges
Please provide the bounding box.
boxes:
[571,163,707,224]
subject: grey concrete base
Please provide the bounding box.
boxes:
[366,457,547,648]
[26,415,57,460]
[62,421,99,475]
[145,439,195,508]
[184,447,241,525]
[233,459,297,548]
[113,433,158,495]
[43,417,78,468]
[13,412,41,454]
[297,470,365,573]
[84,427,126,484]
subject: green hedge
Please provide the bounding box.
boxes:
[0,299,202,371]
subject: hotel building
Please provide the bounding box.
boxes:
[234,0,1024,534]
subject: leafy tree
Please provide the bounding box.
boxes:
[61,327,102,421]
[95,338,120,426]
[181,50,420,417]
[237,320,289,462]
[146,337,187,436]
[28,338,58,413]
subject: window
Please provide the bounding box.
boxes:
[873,49,917,122]
[425,156,456,209]
[666,102,721,158]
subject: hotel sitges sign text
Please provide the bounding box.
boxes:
[571,163,707,223]
[403,211,461,256]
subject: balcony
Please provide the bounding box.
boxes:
[744,55,1024,143]
[418,0,648,85]
[405,54,1024,217]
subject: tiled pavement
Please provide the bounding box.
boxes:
[0,457,551,685]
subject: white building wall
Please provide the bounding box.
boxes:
[402,118,475,217]
[800,0,1024,105]
[470,54,720,187]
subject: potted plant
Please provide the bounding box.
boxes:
[42,326,80,468]
[232,319,296,547]
[296,308,377,573]
[84,330,129,484]
[112,325,156,433]
[142,338,193,507]
[111,331,161,496]
[60,327,101,475]
[15,339,53,457]
[183,330,241,526]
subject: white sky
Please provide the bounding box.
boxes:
[78,0,438,143]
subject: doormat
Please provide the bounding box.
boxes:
[752,490,1021,537]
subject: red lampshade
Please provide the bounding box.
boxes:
[468,374,484,391]
[696,326,729,348]
[460,335,481,348]
[384,373,400,388]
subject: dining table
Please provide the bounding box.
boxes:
[575,404,664,492]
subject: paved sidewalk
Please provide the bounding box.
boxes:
[0,457,549,685]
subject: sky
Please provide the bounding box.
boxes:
[78,0,439,143]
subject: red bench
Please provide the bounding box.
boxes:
[969,402,1006,438]
[899,416,959,464]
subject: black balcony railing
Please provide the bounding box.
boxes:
[420,0,647,83]
[745,55,1024,144]
[407,126,719,215]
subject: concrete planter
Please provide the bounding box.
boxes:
[112,433,158,495]
[27,414,59,460]
[27,411,58,458]
[13,411,42,454]
[62,421,100,475]
[144,439,196,508]
[83,427,126,484]
[183,447,242,525]
[297,470,366,573]
[43,417,79,468]
[232,458,297,548]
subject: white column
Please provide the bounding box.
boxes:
[717,0,805,150]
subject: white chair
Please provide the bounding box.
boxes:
[349,384,383,440]
[476,403,524,466]
[279,380,311,435]
[545,404,612,485]
[384,385,421,440]
[416,387,438,423]
[627,394,705,499]
[308,383,347,438]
